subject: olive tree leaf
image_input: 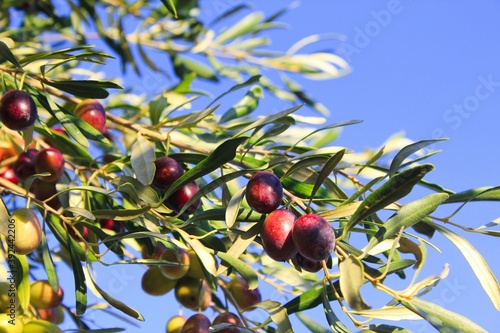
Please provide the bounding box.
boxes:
[400,297,487,333]
[177,229,217,277]
[339,255,371,311]
[67,235,88,315]
[85,264,144,321]
[216,251,258,289]
[430,222,500,311]
[41,232,60,293]
[220,85,263,123]
[13,254,30,312]
[225,186,246,228]
[389,139,448,177]
[348,306,422,321]
[322,279,352,333]
[307,149,345,209]
[296,312,332,333]
[207,75,262,108]
[160,0,177,18]
[130,134,155,185]
[233,104,303,137]
[444,185,500,203]
[164,137,247,198]
[252,300,293,333]
[0,40,22,68]
[215,12,264,44]
[363,193,449,254]
[342,164,435,238]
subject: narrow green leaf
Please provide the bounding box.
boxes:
[216,251,258,289]
[68,235,87,315]
[430,222,500,311]
[178,229,217,277]
[207,75,262,108]
[349,307,421,321]
[364,193,449,254]
[160,0,177,17]
[217,224,259,276]
[13,254,30,312]
[86,266,144,321]
[131,134,155,185]
[290,120,362,150]
[389,139,447,177]
[208,4,251,27]
[308,149,345,208]
[343,164,434,237]
[164,137,247,198]
[296,312,332,333]
[172,105,219,129]
[400,297,487,333]
[18,45,95,64]
[92,206,151,221]
[220,85,263,123]
[43,79,122,99]
[234,104,303,137]
[173,55,218,82]
[215,12,264,44]
[322,279,352,333]
[0,41,22,68]
[36,97,89,147]
[41,233,59,293]
[34,125,93,161]
[112,176,159,204]
[445,185,500,203]
[225,187,246,228]
[358,146,385,176]
[253,300,293,333]
[284,281,339,315]
[319,202,362,220]
[339,255,370,311]
[282,74,329,116]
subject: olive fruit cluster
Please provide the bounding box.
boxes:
[12,147,64,210]
[167,311,242,333]
[140,243,212,311]
[0,280,64,332]
[153,156,200,215]
[246,171,336,272]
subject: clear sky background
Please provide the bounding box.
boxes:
[43,1,500,332]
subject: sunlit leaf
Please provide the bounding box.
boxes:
[253,300,293,333]
[342,164,435,238]
[131,134,155,185]
[339,255,371,311]
[430,222,500,311]
[220,85,263,123]
[389,139,447,177]
[400,297,487,333]
[364,193,449,254]
[216,251,258,289]
[215,12,264,44]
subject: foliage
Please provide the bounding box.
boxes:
[0,1,498,332]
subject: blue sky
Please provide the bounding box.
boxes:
[40,1,500,332]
